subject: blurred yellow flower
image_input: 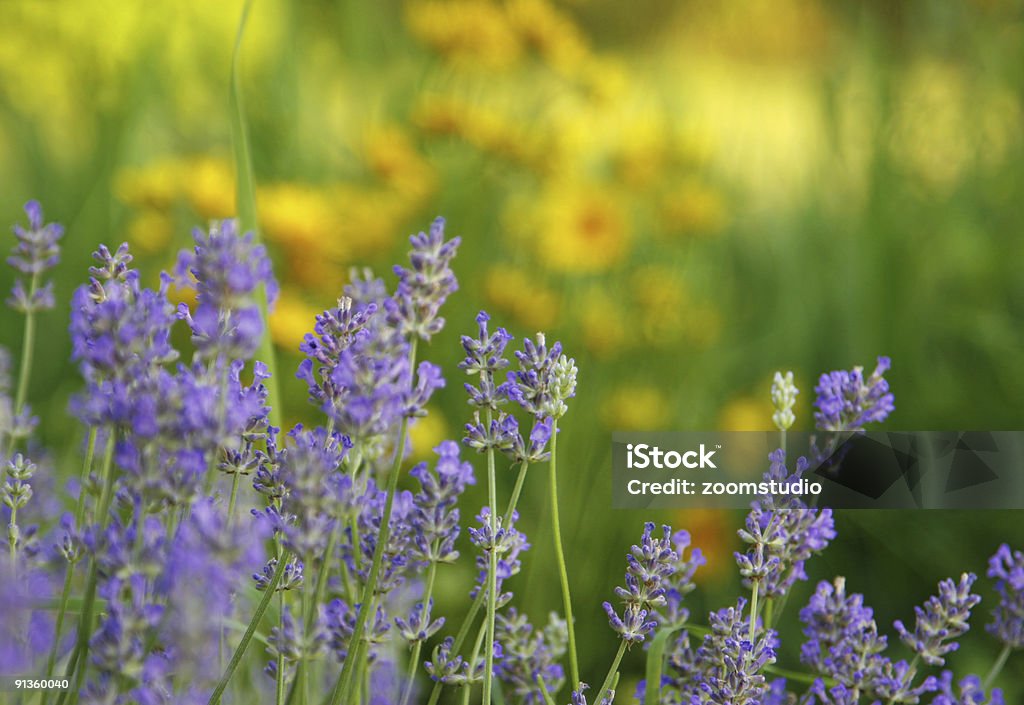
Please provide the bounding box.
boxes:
[600,385,669,431]
[630,265,689,346]
[409,409,450,461]
[362,125,437,203]
[717,396,774,431]
[269,291,319,351]
[259,184,341,256]
[124,210,174,255]
[659,178,728,236]
[405,0,522,69]
[535,182,631,273]
[506,0,590,74]
[182,157,235,220]
[578,288,626,358]
[484,267,560,331]
[115,159,186,210]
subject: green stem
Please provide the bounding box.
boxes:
[504,460,530,524]
[749,581,760,644]
[229,0,281,431]
[9,506,18,567]
[56,434,116,705]
[536,675,557,705]
[595,641,628,705]
[763,597,775,632]
[13,272,39,418]
[400,558,439,705]
[208,550,293,705]
[983,644,1012,692]
[329,343,418,705]
[425,460,531,705]
[483,410,498,705]
[42,429,98,688]
[276,588,286,705]
[548,421,579,688]
[227,471,242,526]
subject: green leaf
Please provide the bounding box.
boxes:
[229,0,282,428]
[644,626,682,705]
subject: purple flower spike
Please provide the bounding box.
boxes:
[987,544,1024,648]
[7,200,63,313]
[385,216,461,340]
[174,219,278,360]
[813,356,894,431]
[894,573,980,667]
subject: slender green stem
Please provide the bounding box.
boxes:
[44,561,76,680]
[425,460,532,705]
[536,675,558,705]
[763,597,775,632]
[505,460,530,525]
[595,641,628,705]
[329,342,418,705]
[9,506,19,567]
[467,620,488,697]
[983,644,1012,692]
[276,588,286,705]
[548,422,579,688]
[57,434,116,705]
[483,409,498,705]
[229,0,281,431]
[13,273,39,418]
[400,558,439,705]
[208,550,293,705]
[227,471,242,526]
[749,581,760,644]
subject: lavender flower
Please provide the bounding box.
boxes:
[931,671,1004,705]
[384,217,461,340]
[461,310,513,408]
[813,356,894,431]
[253,557,305,592]
[266,606,325,679]
[506,333,577,421]
[395,599,445,643]
[0,349,36,445]
[494,608,567,704]
[7,200,63,313]
[259,425,352,559]
[986,544,1024,648]
[737,450,835,600]
[657,530,706,628]
[409,440,476,565]
[690,599,777,705]
[603,523,680,646]
[469,508,530,604]
[425,636,487,686]
[174,219,278,360]
[894,573,980,667]
[323,598,391,664]
[771,371,798,432]
[799,577,940,702]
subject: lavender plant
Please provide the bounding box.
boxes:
[0,199,1020,705]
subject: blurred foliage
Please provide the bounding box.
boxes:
[1,0,1023,700]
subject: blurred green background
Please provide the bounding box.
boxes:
[1,0,1023,700]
